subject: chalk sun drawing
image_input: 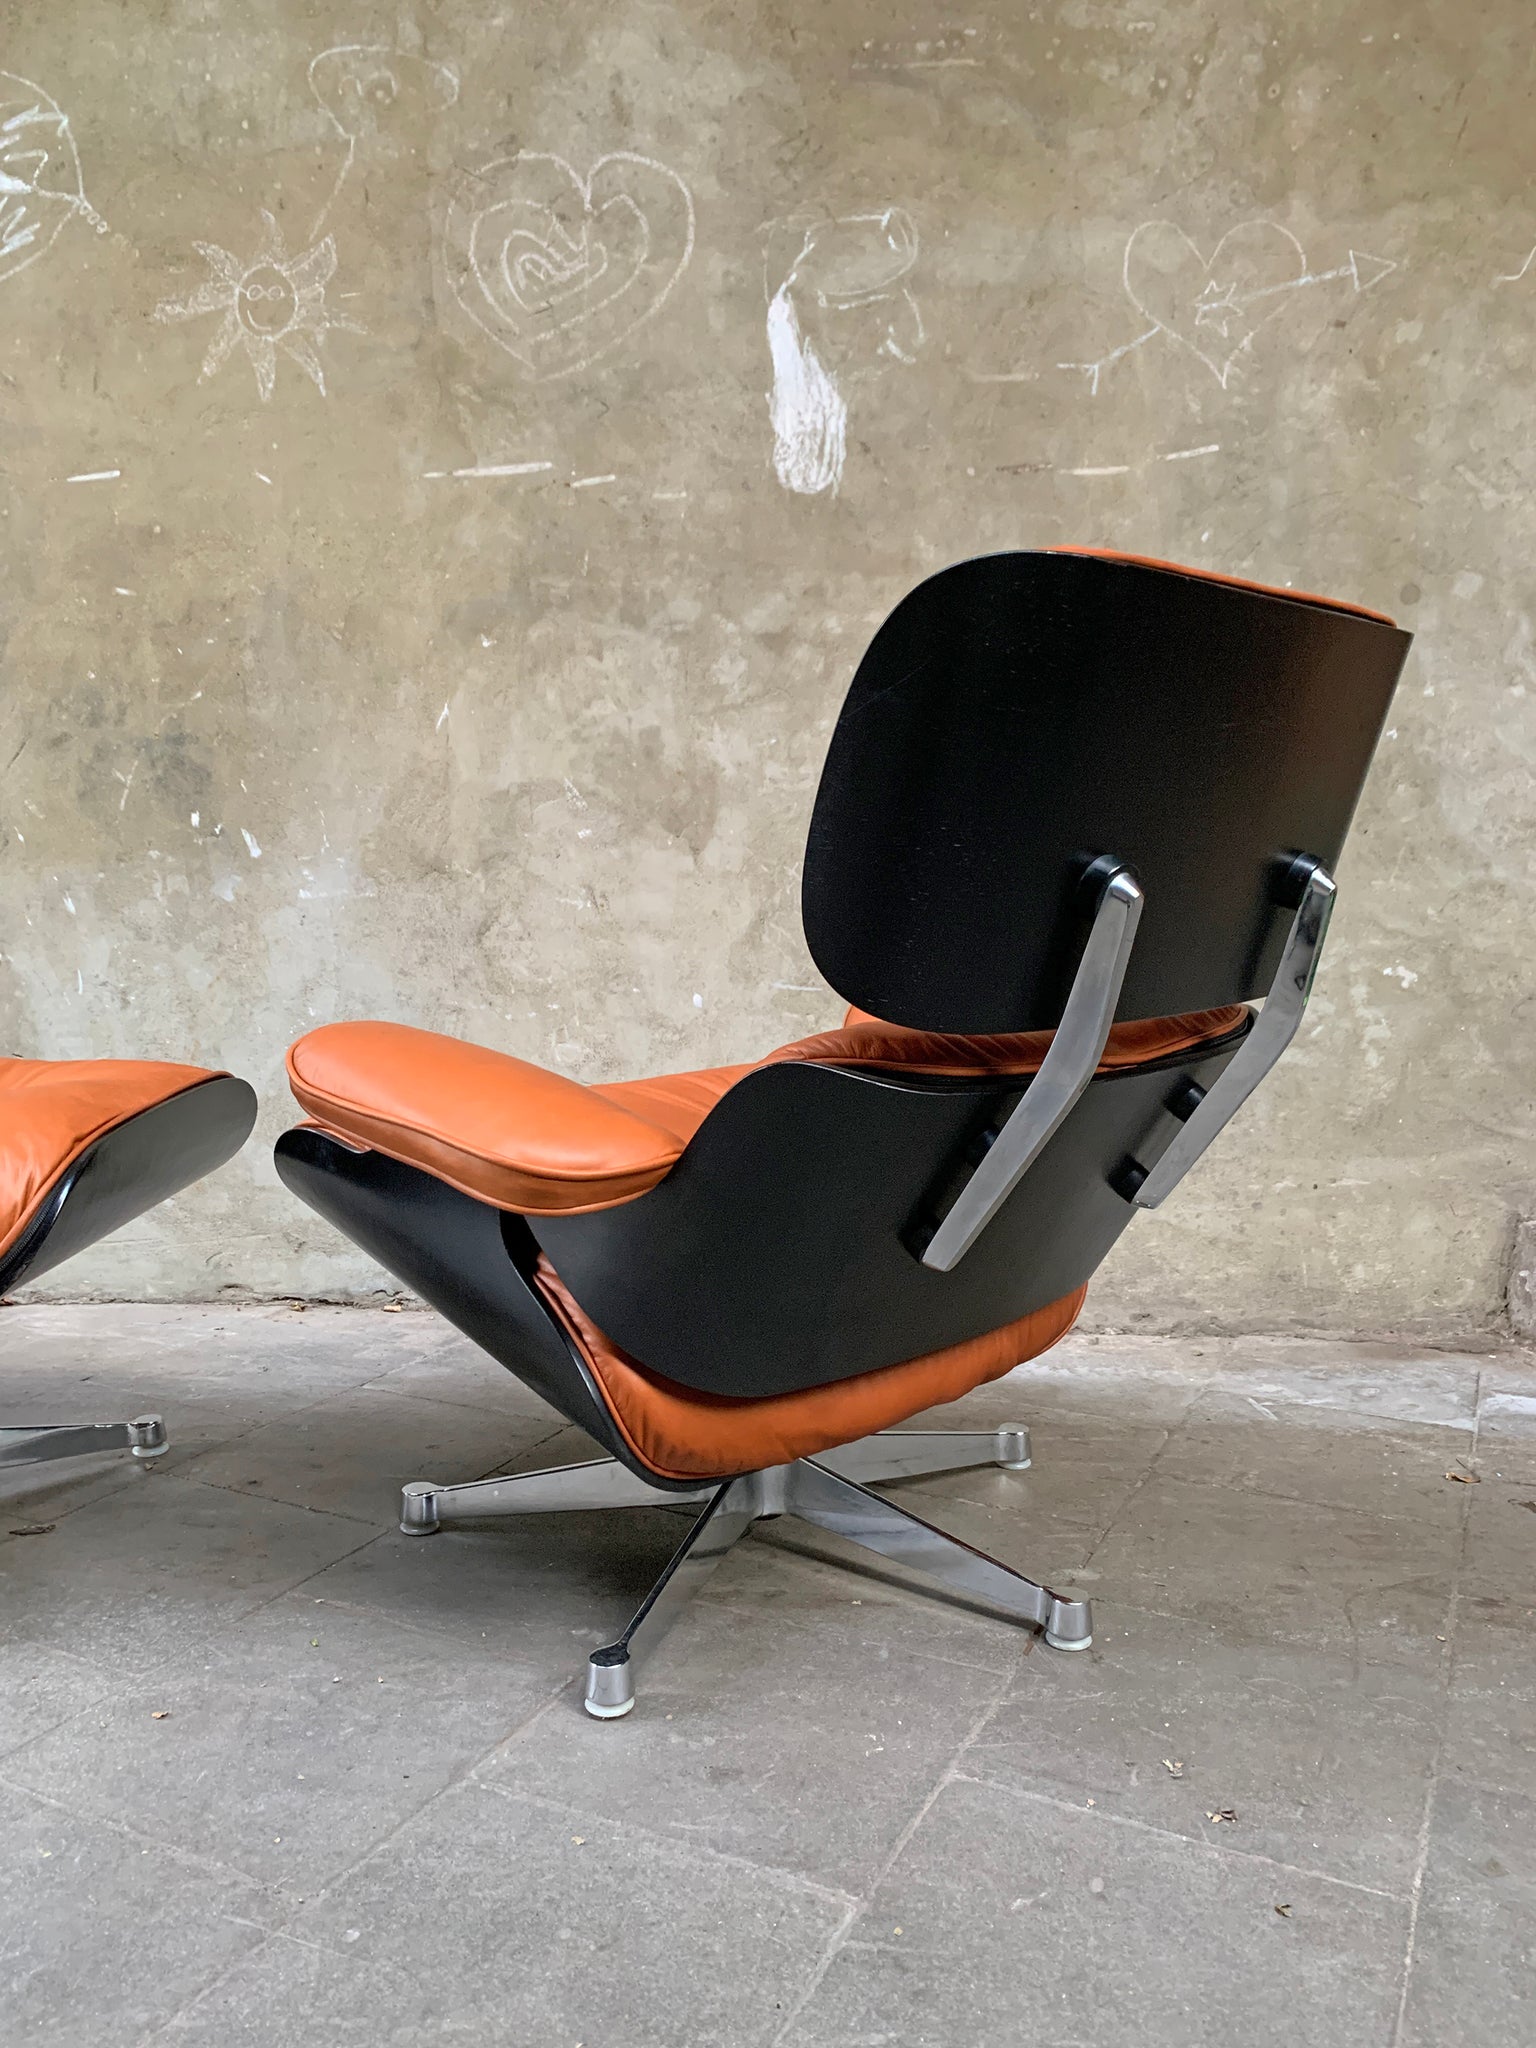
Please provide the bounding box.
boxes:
[441,151,694,381]
[305,45,459,238]
[0,71,109,287]
[154,209,363,401]
[763,207,921,496]
[1059,222,1396,394]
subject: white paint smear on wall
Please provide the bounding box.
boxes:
[767,285,847,496]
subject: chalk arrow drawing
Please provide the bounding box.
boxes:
[1059,222,1397,394]
[0,71,108,287]
[764,206,922,495]
[442,151,694,381]
[154,209,364,401]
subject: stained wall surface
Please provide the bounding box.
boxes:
[1,2,1531,1335]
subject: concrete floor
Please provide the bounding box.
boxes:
[1,1306,1533,2047]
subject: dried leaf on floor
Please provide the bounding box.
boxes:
[1162,1758,1185,1778]
[1445,1467,1481,1484]
[9,1523,55,1536]
[1274,1903,1293,1918]
[150,1710,171,1720]
[1206,1808,1238,1825]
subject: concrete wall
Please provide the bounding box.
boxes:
[2,1,1531,1336]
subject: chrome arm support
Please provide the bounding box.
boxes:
[1127,861,1336,1209]
[920,866,1144,1272]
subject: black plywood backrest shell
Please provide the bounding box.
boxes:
[802,550,1412,1032]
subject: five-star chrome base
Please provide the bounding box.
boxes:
[399,1426,1092,1718]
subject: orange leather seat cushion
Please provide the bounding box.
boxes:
[1051,546,1396,625]
[0,1059,225,1263]
[533,1251,1087,1480]
[287,1006,1247,1218]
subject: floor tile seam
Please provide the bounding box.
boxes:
[120,1681,587,1967]
[950,1768,1414,1903]
[0,1624,569,1785]
[0,1764,300,1901]
[165,1468,390,1526]
[1190,1398,1479,1436]
[462,1423,579,1471]
[356,1368,568,1420]
[169,1519,402,1638]
[473,1775,865,1913]
[1390,1414,1477,2046]
[465,1676,587,1769]
[0,1683,138,1771]
[693,1585,1019,1680]
[1037,1582,1452,1667]
[1097,1461,1476,1535]
[762,1660,1020,2048]
[1079,1423,1175,1572]
[286,1582,599,1667]
[1024,1595,1466,1678]
[173,1391,568,1472]
[130,1927,297,2048]
[759,1899,863,2048]
[0,1466,146,1542]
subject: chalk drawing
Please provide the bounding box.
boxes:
[306,45,459,238]
[763,206,921,496]
[1494,244,1536,285]
[1058,222,1397,394]
[422,460,553,479]
[442,151,695,380]
[0,71,109,287]
[154,209,363,400]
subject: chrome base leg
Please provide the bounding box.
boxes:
[399,1457,713,1535]
[0,1414,168,1472]
[584,1475,763,1718]
[400,1432,1089,1719]
[815,1424,1031,1484]
[786,1458,1092,1650]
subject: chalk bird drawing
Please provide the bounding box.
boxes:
[153,208,363,400]
[306,45,459,238]
[1060,221,1396,394]
[441,151,695,380]
[0,71,109,287]
[763,207,922,496]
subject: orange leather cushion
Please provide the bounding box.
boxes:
[288,1023,701,1216]
[0,1059,225,1263]
[534,1251,1087,1479]
[287,1007,1247,1217]
[1051,546,1396,626]
[810,1005,1249,1077]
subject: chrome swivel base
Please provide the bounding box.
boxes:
[399,1424,1091,1718]
[0,1414,168,1473]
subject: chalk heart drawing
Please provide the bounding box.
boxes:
[154,209,364,401]
[0,71,88,285]
[1123,221,1310,386]
[443,151,695,380]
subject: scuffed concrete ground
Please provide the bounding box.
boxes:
[1,1305,1533,2046]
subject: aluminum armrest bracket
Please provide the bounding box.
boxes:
[918,861,1144,1273]
[1119,857,1336,1210]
